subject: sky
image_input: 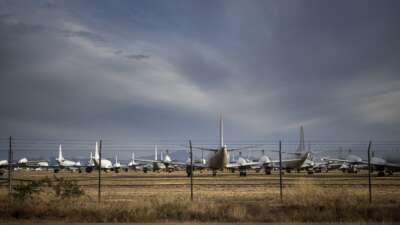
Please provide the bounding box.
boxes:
[1,0,400,155]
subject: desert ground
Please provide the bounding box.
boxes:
[0,170,399,224]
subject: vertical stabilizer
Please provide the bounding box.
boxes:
[219,114,224,148]
[161,151,163,161]
[58,144,64,161]
[297,126,305,152]
[155,145,158,161]
[95,142,100,160]
[132,152,135,161]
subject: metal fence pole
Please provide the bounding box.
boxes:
[8,136,13,200]
[367,140,372,204]
[279,140,283,203]
[189,140,193,201]
[98,139,102,203]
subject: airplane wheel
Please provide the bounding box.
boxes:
[212,170,217,177]
[85,167,93,173]
[378,171,385,177]
[54,169,60,173]
[78,169,82,173]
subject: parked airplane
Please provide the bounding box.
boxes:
[136,145,184,172]
[0,160,8,167]
[17,158,49,169]
[366,150,400,176]
[251,150,273,174]
[269,126,310,173]
[85,142,113,173]
[188,115,261,176]
[322,149,363,173]
[112,155,128,172]
[54,144,82,173]
[128,152,142,171]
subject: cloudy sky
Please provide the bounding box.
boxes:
[1,0,400,147]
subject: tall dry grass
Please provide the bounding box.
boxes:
[0,181,399,223]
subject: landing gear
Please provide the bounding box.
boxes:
[212,170,217,177]
[85,167,93,173]
[264,167,272,175]
[143,167,148,173]
[78,168,82,173]
[54,168,60,173]
[377,171,385,176]
[239,167,247,176]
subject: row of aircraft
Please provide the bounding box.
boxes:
[1,117,399,176]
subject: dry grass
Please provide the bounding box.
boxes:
[0,171,400,223]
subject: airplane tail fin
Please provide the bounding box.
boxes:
[161,151,163,161]
[297,125,305,153]
[219,114,224,148]
[155,145,158,160]
[95,142,100,160]
[58,144,64,161]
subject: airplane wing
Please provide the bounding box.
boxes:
[168,161,187,166]
[135,159,159,163]
[228,145,258,152]
[321,157,349,163]
[190,146,218,152]
[226,161,261,168]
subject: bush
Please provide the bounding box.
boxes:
[12,181,42,200]
[52,177,84,199]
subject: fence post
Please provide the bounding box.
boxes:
[189,140,193,201]
[367,140,372,204]
[98,139,102,203]
[279,140,283,203]
[8,136,13,201]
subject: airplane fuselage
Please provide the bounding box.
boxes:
[208,147,229,170]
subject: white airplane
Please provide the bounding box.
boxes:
[85,142,113,173]
[112,155,128,172]
[363,150,400,176]
[251,150,273,174]
[268,126,310,173]
[226,151,261,176]
[55,144,82,173]
[322,149,364,173]
[136,145,184,172]
[128,152,144,171]
[16,157,49,169]
[0,160,8,167]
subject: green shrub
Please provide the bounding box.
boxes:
[52,177,84,199]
